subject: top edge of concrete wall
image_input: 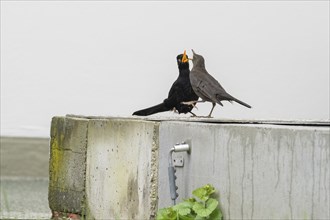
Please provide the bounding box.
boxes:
[66,114,330,127]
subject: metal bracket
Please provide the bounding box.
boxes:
[172,155,184,167]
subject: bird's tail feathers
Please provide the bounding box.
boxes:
[132,103,170,116]
[217,94,251,108]
[231,97,252,108]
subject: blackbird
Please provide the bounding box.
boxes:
[184,49,251,117]
[133,51,199,116]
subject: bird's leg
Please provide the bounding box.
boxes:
[189,111,197,117]
[207,103,216,118]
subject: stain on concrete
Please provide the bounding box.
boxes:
[126,173,139,219]
[49,117,89,214]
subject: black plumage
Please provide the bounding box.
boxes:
[133,52,199,116]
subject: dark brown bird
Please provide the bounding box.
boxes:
[186,49,251,117]
[133,51,199,116]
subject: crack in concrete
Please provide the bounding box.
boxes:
[275,139,281,189]
[311,131,315,219]
[226,135,231,219]
[241,142,246,219]
[60,148,84,154]
[318,141,322,204]
[251,138,255,219]
[323,136,330,216]
[289,136,294,220]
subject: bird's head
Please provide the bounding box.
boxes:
[176,50,189,68]
[191,49,205,68]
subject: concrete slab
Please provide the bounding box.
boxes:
[85,119,160,219]
[67,114,330,126]
[158,121,330,219]
[49,116,89,213]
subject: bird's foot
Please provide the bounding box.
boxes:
[190,115,213,118]
[202,115,213,118]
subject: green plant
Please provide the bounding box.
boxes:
[157,184,223,220]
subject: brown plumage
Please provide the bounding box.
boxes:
[188,49,251,117]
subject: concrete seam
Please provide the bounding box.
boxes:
[81,118,89,218]
[58,148,85,154]
[311,130,315,219]
[251,138,255,219]
[226,135,231,219]
[241,142,246,219]
[50,186,84,193]
[149,122,160,220]
[289,135,294,220]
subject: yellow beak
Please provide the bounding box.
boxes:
[181,50,189,63]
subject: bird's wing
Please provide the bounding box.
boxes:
[191,69,226,105]
[199,70,252,108]
[166,76,199,113]
[167,78,184,106]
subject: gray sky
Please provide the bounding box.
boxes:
[1,1,329,137]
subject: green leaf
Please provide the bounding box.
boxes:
[178,214,196,220]
[193,198,219,218]
[192,184,216,201]
[173,201,193,216]
[156,207,177,220]
[206,198,219,213]
[209,207,223,220]
[184,197,196,203]
[192,202,208,217]
[195,215,206,220]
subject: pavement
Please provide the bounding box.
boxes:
[0,177,51,219]
[0,137,52,219]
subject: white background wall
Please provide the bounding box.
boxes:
[1,1,329,137]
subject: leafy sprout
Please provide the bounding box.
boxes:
[156,184,222,220]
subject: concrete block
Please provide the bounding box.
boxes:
[85,119,160,219]
[48,116,89,213]
[158,122,330,220]
[48,115,329,219]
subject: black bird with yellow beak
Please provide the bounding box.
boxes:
[133,51,199,116]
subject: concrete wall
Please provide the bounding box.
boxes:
[158,122,330,220]
[48,116,330,219]
[49,117,89,214]
[48,116,160,219]
[85,119,160,219]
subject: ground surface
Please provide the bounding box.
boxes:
[0,137,51,219]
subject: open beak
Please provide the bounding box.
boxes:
[189,49,195,60]
[181,50,189,63]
